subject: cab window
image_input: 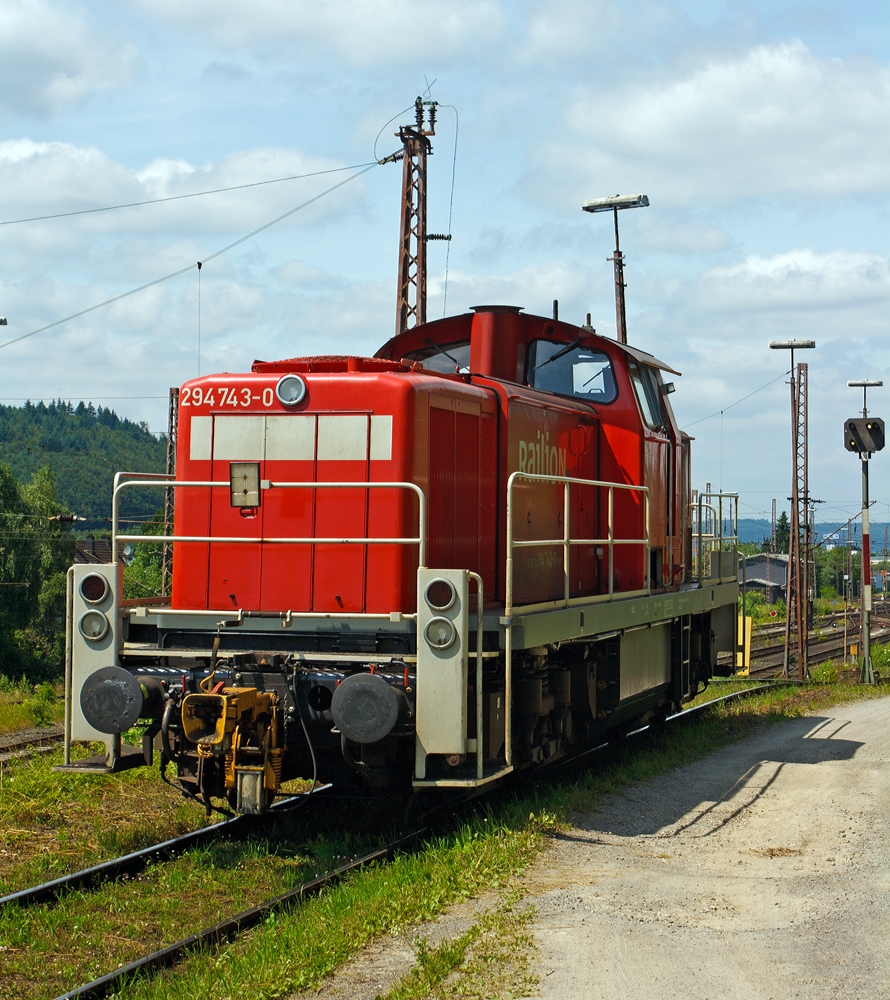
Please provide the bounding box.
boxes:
[401,340,471,374]
[627,359,666,429]
[527,340,617,403]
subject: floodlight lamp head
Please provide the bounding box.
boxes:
[582,194,649,213]
[769,340,815,350]
[848,380,883,388]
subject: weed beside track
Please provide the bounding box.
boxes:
[0,744,212,896]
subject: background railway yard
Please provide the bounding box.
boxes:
[743,602,890,677]
[0,663,887,1000]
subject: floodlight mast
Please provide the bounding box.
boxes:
[769,339,816,679]
[582,194,649,344]
[846,379,884,685]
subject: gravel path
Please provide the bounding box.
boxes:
[524,697,890,1000]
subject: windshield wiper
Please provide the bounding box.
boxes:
[534,338,582,371]
[581,365,608,389]
[424,338,465,370]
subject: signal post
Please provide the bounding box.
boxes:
[844,380,885,684]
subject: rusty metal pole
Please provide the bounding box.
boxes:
[784,362,809,678]
[395,98,436,335]
[612,207,628,345]
[581,195,648,345]
[161,386,179,598]
[783,363,798,677]
[770,340,814,678]
[797,363,809,678]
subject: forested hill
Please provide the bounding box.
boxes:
[0,401,166,525]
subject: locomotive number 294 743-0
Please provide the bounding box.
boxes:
[180,385,276,408]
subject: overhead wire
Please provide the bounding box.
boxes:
[438,105,459,318]
[373,104,415,162]
[681,370,789,429]
[0,163,377,227]
[200,161,378,265]
[0,161,380,353]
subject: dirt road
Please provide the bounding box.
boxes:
[525,697,890,999]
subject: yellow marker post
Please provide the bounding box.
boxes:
[736,615,752,675]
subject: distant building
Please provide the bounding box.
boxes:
[75,536,118,564]
[740,553,788,604]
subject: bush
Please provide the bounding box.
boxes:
[871,641,890,676]
[810,661,838,683]
[740,591,782,626]
[25,683,57,727]
[0,463,73,683]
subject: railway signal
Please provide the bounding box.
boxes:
[846,379,884,684]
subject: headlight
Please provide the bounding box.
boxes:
[425,578,457,611]
[79,573,110,604]
[424,616,457,650]
[79,610,110,642]
[275,374,307,407]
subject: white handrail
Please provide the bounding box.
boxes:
[111,478,426,567]
[691,491,739,583]
[505,471,651,618]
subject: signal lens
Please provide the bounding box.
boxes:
[425,616,456,649]
[275,374,307,407]
[425,578,456,611]
[79,610,110,642]
[80,574,109,604]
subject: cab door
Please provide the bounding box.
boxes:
[626,361,671,590]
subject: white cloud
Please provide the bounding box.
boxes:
[697,249,890,313]
[272,260,344,290]
[0,140,372,245]
[520,0,642,61]
[429,260,594,319]
[0,0,137,118]
[541,41,890,203]
[139,0,505,65]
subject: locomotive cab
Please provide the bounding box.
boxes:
[60,305,738,812]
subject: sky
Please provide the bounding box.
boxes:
[0,0,888,534]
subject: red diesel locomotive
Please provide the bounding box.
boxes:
[63,304,739,812]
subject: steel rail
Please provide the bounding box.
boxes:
[0,786,330,910]
[748,625,890,676]
[53,826,428,1000]
[0,726,64,759]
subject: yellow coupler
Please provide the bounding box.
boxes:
[181,687,284,807]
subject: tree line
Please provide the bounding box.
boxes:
[0,400,166,527]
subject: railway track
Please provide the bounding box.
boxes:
[0,784,331,909]
[750,611,890,676]
[2,683,778,1000]
[0,725,64,763]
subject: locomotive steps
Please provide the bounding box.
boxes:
[2,680,886,999]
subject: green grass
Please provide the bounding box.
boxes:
[0,743,211,895]
[0,831,354,998]
[377,893,538,1000]
[121,816,546,1000]
[0,681,887,1000]
[0,681,64,734]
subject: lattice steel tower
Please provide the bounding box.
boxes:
[395,98,438,335]
[783,362,809,678]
